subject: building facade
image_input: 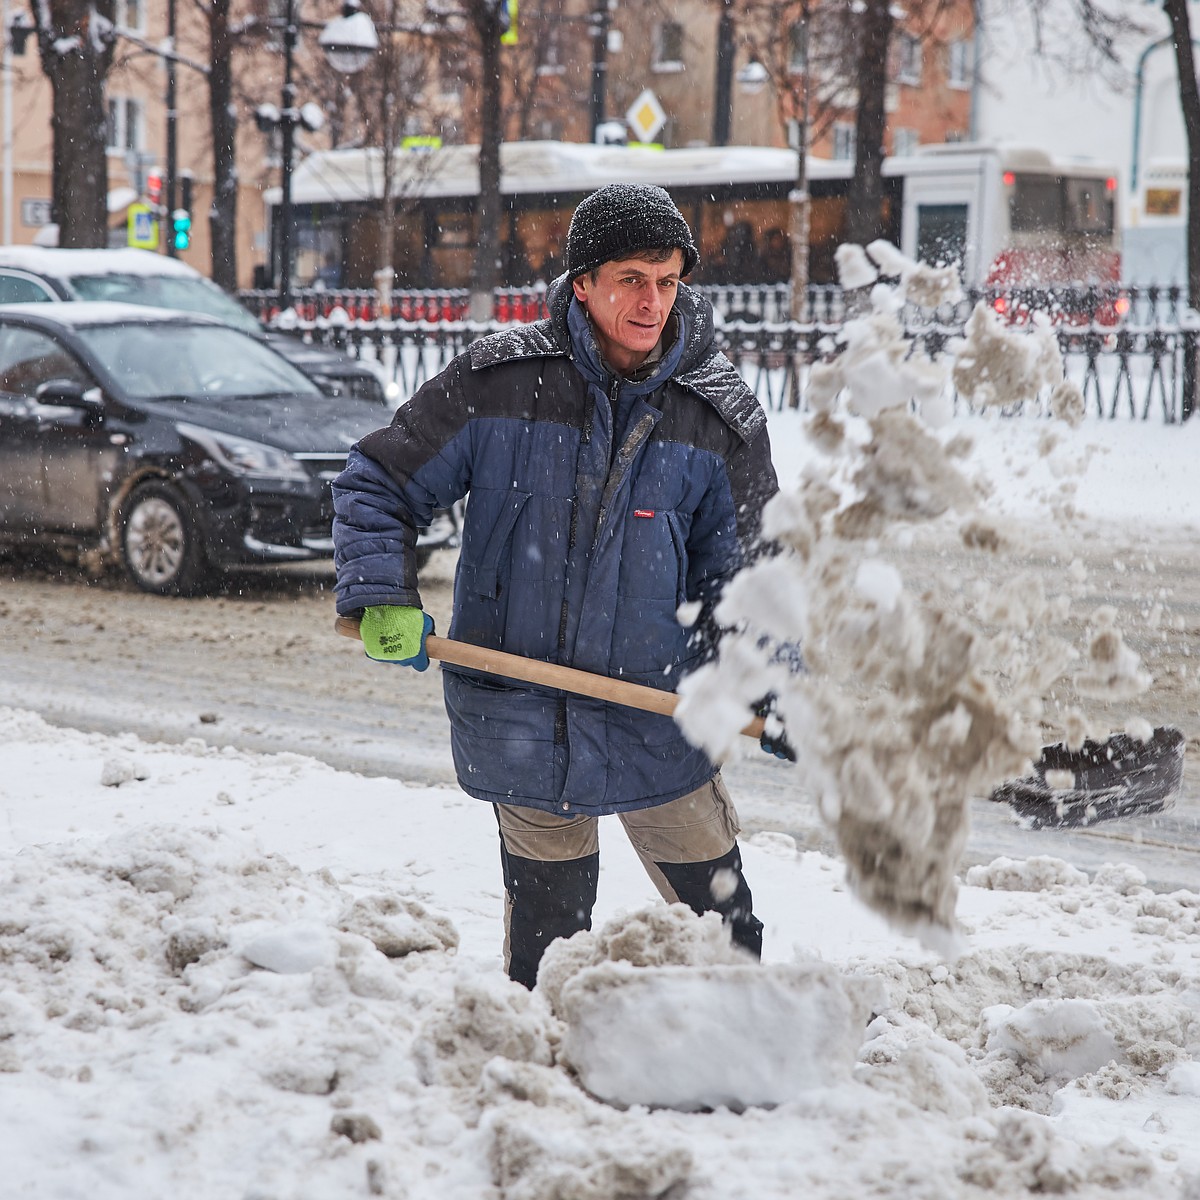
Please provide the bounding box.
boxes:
[2,0,976,289]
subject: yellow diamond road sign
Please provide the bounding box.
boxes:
[626,89,666,144]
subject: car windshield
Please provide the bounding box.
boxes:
[77,322,326,401]
[66,271,264,335]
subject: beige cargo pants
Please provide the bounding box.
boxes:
[495,773,762,987]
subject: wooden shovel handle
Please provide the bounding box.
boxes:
[333,615,765,738]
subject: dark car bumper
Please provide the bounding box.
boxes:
[181,462,341,566]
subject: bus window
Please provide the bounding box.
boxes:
[1064,178,1114,236]
[916,203,967,269]
[1009,176,1062,233]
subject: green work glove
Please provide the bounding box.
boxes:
[359,605,434,670]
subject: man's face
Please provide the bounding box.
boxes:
[572,249,685,373]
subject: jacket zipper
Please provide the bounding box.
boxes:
[558,377,618,746]
[596,411,656,542]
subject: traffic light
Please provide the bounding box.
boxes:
[146,171,163,209]
[173,174,194,251]
[172,210,192,251]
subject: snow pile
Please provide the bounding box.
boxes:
[558,959,873,1110]
[984,999,1121,1080]
[677,243,1148,949]
[2,802,1198,1196]
[0,704,1198,1196]
[541,907,882,1112]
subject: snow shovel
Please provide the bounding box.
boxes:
[988,725,1186,830]
[333,617,1185,826]
[332,614,767,738]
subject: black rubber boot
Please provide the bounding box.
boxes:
[656,844,764,959]
[500,842,599,989]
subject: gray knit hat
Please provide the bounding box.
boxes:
[565,183,699,280]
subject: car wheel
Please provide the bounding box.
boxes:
[120,481,211,597]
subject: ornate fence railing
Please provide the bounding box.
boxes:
[266,282,1197,424]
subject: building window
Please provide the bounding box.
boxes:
[115,0,144,31]
[537,25,566,75]
[261,0,287,50]
[261,125,282,169]
[895,32,922,86]
[439,45,465,100]
[106,97,143,155]
[892,127,919,157]
[833,121,855,161]
[947,38,972,89]
[653,20,684,70]
[787,21,808,73]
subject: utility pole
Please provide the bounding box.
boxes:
[590,2,609,140]
[279,0,299,308]
[2,0,13,245]
[713,0,734,147]
[165,0,179,257]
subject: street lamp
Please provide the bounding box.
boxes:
[319,6,379,74]
[257,0,378,311]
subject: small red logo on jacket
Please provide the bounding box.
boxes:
[634,509,655,518]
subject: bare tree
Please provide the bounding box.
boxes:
[741,0,975,294]
[845,0,893,246]
[203,0,238,290]
[504,0,560,140]
[30,0,118,247]
[739,0,862,315]
[462,0,508,317]
[330,0,437,315]
[1162,0,1200,303]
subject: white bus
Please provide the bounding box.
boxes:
[269,139,1120,298]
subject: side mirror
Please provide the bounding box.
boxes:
[35,379,104,414]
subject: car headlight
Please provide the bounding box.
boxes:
[178,422,309,482]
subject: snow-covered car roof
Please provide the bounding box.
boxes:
[0,246,205,279]
[0,300,226,328]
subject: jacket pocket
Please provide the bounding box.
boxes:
[460,490,531,598]
[620,507,688,602]
[665,511,688,609]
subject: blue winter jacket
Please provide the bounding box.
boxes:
[332,277,778,817]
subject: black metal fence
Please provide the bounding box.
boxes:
[263,283,1197,424]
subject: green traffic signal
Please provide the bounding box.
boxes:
[172,209,192,251]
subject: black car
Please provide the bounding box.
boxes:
[0,303,387,595]
[263,330,392,406]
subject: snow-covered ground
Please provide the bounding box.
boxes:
[2,702,1199,1198]
[3,292,1200,1195]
